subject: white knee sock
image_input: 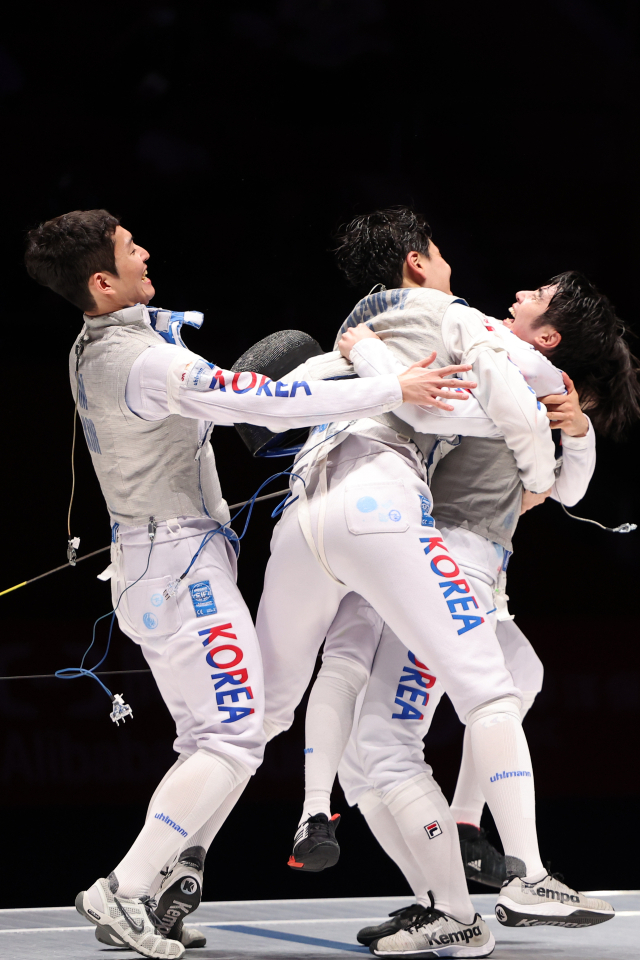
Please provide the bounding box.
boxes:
[301,657,368,824]
[467,696,544,880]
[451,692,538,829]
[112,750,247,898]
[382,774,475,923]
[358,789,432,907]
[182,776,249,853]
[146,755,186,822]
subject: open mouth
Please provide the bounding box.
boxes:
[142,268,151,283]
[508,306,515,318]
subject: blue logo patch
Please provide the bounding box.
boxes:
[150,592,164,607]
[143,612,158,629]
[189,580,217,617]
[389,509,402,522]
[419,495,433,526]
[357,496,378,513]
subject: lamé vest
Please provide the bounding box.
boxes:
[69,304,229,528]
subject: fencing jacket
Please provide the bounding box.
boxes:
[70,304,405,528]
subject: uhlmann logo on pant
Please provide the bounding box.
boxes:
[490,769,532,782]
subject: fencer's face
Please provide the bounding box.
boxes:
[110,226,155,306]
[503,285,557,346]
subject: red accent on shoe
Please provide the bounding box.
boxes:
[330,813,340,821]
[288,855,304,868]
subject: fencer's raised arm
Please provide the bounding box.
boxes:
[125,343,437,431]
[551,420,596,507]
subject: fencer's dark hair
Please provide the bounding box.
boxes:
[334,206,432,290]
[539,270,640,440]
[24,209,120,313]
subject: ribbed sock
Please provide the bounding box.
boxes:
[358,789,432,907]
[111,750,247,898]
[467,697,544,878]
[300,657,368,825]
[382,774,475,923]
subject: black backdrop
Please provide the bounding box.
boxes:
[1,0,638,908]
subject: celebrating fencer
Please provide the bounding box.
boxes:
[24,209,465,959]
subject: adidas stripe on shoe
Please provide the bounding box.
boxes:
[287,813,341,872]
[496,873,615,928]
[457,823,506,890]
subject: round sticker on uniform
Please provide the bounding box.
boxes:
[150,593,164,607]
[356,496,378,513]
[143,612,158,629]
[389,510,402,522]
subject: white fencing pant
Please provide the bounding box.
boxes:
[112,517,265,774]
[258,440,520,740]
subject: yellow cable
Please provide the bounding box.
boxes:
[0,582,27,597]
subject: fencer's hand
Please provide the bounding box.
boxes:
[338,322,379,359]
[397,354,477,411]
[539,372,589,437]
[520,488,552,514]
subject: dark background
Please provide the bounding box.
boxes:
[1,0,638,908]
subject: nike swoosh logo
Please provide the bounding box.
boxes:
[114,897,145,935]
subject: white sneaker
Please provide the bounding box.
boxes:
[496,873,615,928]
[76,878,185,957]
[95,921,206,949]
[154,848,205,942]
[371,908,494,957]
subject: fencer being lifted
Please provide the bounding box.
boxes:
[253,208,635,946]
[23,209,468,960]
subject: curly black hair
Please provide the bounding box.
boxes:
[539,271,640,440]
[25,209,120,313]
[334,206,432,290]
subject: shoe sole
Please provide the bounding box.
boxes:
[463,869,503,890]
[495,900,615,928]
[288,841,340,872]
[370,931,495,957]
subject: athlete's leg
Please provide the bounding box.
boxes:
[106,526,264,898]
[451,618,544,829]
[257,500,348,740]
[301,592,383,822]
[318,449,545,880]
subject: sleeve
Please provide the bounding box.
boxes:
[442,303,556,492]
[127,343,403,429]
[349,338,501,439]
[550,419,596,507]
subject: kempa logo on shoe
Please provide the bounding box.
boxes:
[156,899,192,936]
[424,924,483,947]
[534,886,580,903]
[180,877,199,895]
[114,898,145,935]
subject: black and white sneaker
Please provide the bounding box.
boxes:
[370,906,494,957]
[76,878,185,958]
[457,823,506,889]
[287,813,341,872]
[357,903,427,946]
[496,873,615,927]
[154,847,206,947]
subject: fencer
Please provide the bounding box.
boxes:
[299,270,638,948]
[23,209,468,959]
[253,208,558,954]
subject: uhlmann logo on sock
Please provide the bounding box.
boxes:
[154,812,188,838]
[490,770,532,782]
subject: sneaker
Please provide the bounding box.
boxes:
[357,903,426,946]
[496,873,615,927]
[457,823,506,889]
[287,812,341,872]
[154,847,205,942]
[76,877,185,957]
[95,921,206,949]
[370,906,494,957]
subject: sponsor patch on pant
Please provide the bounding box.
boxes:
[189,580,217,617]
[424,820,442,839]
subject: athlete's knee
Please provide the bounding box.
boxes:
[263,716,287,742]
[316,655,369,694]
[466,694,523,728]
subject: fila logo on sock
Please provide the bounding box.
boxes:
[198,623,255,723]
[424,820,442,839]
